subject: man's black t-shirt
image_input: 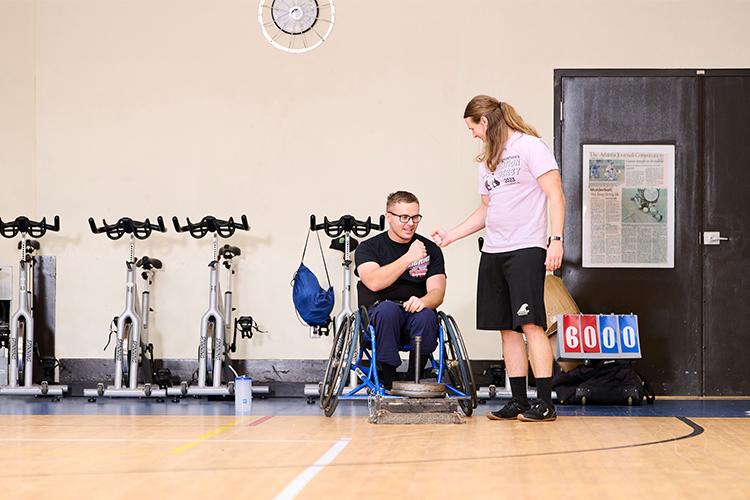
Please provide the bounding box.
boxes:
[354,232,446,308]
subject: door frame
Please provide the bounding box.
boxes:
[553,68,750,395]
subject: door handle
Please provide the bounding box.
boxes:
[703,231,729,245]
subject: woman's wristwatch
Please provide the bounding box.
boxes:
[548,235,563,246]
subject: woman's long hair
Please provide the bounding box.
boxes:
[464,95,540,172]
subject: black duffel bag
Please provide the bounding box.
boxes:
[552,359,655,406]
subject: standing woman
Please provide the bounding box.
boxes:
[432,95,565,422]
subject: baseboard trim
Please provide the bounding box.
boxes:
[59,358,327,384]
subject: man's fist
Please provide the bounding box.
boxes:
[407,240,427,263]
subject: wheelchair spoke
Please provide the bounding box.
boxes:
[448,314,478,409]
[439,312,477,416]
[324,314,358,417]
[320,315,352,413]
[319,317,345,410]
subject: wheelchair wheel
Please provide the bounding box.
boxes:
[319,316,345,411]
[450,314,478,410]
[328,315,359,416]
[439,312,477,416]
[320,315,354,416]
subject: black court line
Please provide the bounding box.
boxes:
[0,417,705,479]
[325,416,706,466]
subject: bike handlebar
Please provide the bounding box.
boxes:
[0,216,60,238]
[309,214,385,238]
[172,215,249,239]
[89,216,167,240]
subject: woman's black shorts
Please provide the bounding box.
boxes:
[476,247,547,332]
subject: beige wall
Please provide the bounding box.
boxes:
[2,0,750,361]
[0,0,36,308]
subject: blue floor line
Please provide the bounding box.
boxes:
[0,396,749,418]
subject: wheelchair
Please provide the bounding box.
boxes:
[631,188,663,222]
[320,303,477,417]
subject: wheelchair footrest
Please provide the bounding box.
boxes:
[368,396,464,424]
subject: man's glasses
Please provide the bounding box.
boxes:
[388,212,422,224]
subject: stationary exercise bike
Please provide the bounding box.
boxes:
[0,216,68,397]
[83,217,168,399]
[301,214,384,402]
[168,215,261,398]
[311,214,384,334]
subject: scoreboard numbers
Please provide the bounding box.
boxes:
[556,314,641,359]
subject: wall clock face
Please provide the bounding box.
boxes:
[258,0,336,53]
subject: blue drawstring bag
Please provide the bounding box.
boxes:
[292,264,334,326]
[292,229,334,327]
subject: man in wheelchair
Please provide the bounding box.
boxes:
[354,191,447,391]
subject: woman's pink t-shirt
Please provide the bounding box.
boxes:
[478,132,559,253]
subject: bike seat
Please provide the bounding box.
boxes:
[329,236,358,253]
[18,239,40,251]
[220,244,241,259]
[137,256,163,270]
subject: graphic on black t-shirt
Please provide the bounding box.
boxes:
[408,255,430,278]
[354,232,445,308]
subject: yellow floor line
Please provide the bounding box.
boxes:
[168,415,256,454]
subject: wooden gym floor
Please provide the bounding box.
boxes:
[1,396,749,500]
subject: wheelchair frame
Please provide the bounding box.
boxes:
[309,214,477,417]
[320,305,477,417]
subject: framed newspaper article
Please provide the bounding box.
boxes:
[582,144,675,268]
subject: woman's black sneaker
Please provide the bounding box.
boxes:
[517,400,557,422]
[486,398,531,420]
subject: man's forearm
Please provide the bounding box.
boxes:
[359,255,412,292]
[419,288,445,310]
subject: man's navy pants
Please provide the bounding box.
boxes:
[368,301,438,368]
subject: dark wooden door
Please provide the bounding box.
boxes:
[555,70,750,396]
[702,75,750,395]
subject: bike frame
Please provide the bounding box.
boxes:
[83,216,166,399]
[9,233,36,388]
[0,216,67,397]
[197,232,237,389]
[304,215,383,399]
[312,214,384,331]
[168,215,252,397]
[334,231,355,332]
[113,234,154,390]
